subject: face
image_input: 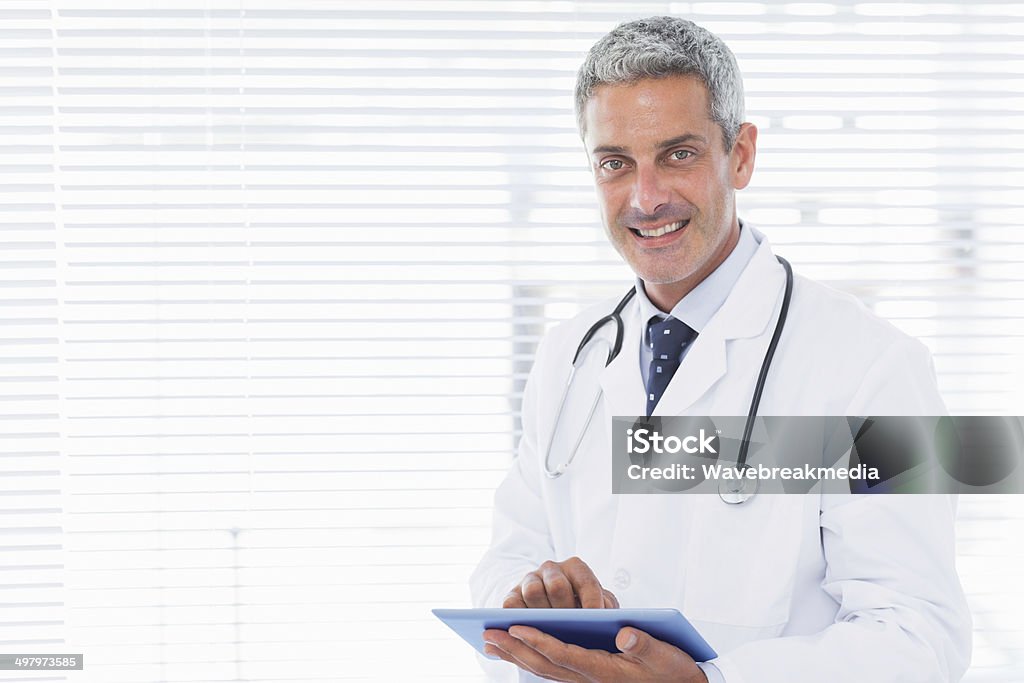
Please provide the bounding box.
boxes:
[582,75,757,309]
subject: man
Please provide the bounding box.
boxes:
[470,16,971,683]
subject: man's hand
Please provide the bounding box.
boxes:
[503,556,619,609]
[483,624,708,683]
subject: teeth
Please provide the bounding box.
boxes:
[636,220,687,238]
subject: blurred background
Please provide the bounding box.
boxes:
[1,0,1022,680]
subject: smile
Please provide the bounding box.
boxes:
[630,219,689,239]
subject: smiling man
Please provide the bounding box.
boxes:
[470,16,971,683]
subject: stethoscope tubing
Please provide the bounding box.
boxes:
[736,256,793,470]
[572,288,636,366]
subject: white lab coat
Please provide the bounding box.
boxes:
[470,230,972,682]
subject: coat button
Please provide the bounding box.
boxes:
[613,568,631,590]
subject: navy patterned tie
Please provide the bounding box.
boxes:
[645,316,697,416]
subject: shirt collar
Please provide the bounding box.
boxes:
[634,220,760,333]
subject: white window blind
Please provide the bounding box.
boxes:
[0,3,65,680]
[0,1,1021,681]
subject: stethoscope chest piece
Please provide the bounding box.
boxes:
[718,470,758,505]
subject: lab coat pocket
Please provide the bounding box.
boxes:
[683,495,804,630]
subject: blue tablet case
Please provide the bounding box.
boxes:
[433,608,717,662]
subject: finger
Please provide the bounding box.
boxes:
[486,629,584,682]
[561,556,605,608]
[509,625,615,677]
[483,628,509,643]
[482,630,522,664]
[602,589,620,609]
[485,642,556,679]
[539,561,576,608]
[519,572,553,608]
[502,590,527,609]
[615,626,695,671]
[616,627,661,659]
[483,642,512,662]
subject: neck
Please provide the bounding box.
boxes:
[645,220,741,312]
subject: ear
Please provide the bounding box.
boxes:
[730,122,758,190]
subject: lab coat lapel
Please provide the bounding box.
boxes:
[651,238,787,416]
[650,330,727,416]
[596,298,646,420]
[597,298,670,602]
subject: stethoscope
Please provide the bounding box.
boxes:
[542,256,794,505]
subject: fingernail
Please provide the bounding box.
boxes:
[622,631,637,650]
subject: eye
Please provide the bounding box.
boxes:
[671,150,693,161]
[600,159,625,171]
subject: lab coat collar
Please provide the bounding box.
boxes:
[598,228,787,418]
[704,226,787,341]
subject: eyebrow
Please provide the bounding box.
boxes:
[590,133,709,157]
[656,133,708,150]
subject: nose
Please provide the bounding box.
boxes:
[629,164,671,217]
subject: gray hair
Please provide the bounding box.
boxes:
[574,16,745,150]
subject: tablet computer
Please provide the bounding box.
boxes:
[432,608,717,662]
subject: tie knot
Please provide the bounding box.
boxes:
[648,316,696,361]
